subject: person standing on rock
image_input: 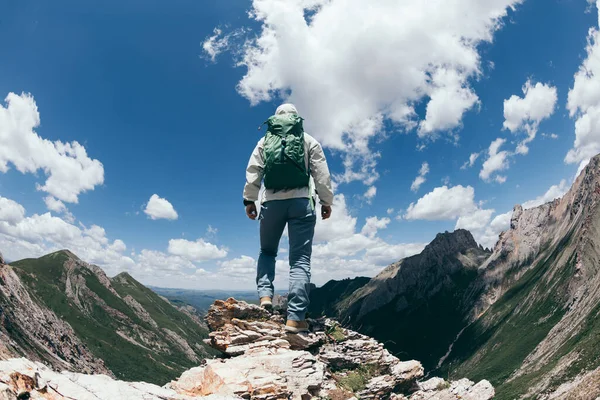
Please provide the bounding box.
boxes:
[243,103,334,333]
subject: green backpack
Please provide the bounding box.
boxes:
[262,113,310,191]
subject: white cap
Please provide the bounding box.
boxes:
[275,103,298,115]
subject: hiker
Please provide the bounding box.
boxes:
[243,103,334,333]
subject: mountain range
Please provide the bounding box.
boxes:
[309,153,600,399]
[2,155,600,398]
[0,250,216,384]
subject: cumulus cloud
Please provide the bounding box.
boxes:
[0,194,233,287]
[0,196,134,272]
[210,0,522,184]
[167,238,228,262]
[314,194,357,242]
[405,185,479,220]
[566,7,600,165]
[522,179,569,209]
[411,162,430,192]
[0,196,25,225]
[144,194,179,221]
[403,185,507,248]
[0,93,104,203]
[480,138,510,183]
[361,216,391,239]
[503,80,558,155]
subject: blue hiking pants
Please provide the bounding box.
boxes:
[257,198,316,321]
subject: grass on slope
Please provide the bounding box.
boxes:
[111,272,210,342]
[442,235,574,399]
[11,252,212,384]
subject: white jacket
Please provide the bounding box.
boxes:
[243,132,334,206]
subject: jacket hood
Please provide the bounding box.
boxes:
[275,104,298,115]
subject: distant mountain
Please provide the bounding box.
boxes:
[150,287,278,314]
[311,229,490,370]
[1,250,216,384]
[311,154,600,399]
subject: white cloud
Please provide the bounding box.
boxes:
[522,179,569,209]
[213,0,523,184]
[218,255,256,280]
[314,194,357,242]
[364,186,377,202]
[455,209,495,232]
[361,216,391,238]
[542,133,559,139]
[405,185,478,220]
[0,93,105,203]
[144,194,179,221]
[475,211,512,249]
[387,208,395,215]
[202,28,230,62]
[0,196,25,225]
[462,152,480,169]
[411,162,430,192]
[44,196,67,213]
[43,196,75,223]
[480,138,510,183]
[167,238,227,262]
[503,80,558,155]
[566,9,600,164]
[404,184,508,248]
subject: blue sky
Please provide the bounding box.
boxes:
[0,0,598,289]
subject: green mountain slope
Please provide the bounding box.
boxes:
[439,156,600,398]
[309,155,600,399]
[10,250,215,384]
[310,230,490,370]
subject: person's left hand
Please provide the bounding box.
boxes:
[246,203,258,220]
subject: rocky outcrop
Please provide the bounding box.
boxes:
[0,299,494,399]
[168,298,494,400]
[0,358,233,400]
[0,262,110,375]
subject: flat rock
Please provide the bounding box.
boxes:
[171,348,325,400]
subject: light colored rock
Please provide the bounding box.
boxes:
[0,383,14,400]
[0,358,216,400]
[172,348,325,399]
[418,377,447,391]
[409,378,494,400]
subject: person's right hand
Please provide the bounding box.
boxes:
[246,203,258,220]
[321,205,332,220]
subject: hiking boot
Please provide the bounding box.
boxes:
[260,297,273,311]
[285,320,309,333]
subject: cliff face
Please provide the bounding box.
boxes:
[442,155,600,399]
[312,229,490,370]
[1,250,216,384]
[0,262,110,375]
[0,299,496,400]
[311,154,600,399]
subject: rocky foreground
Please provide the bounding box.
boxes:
[0,299,494,399]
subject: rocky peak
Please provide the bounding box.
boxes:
[422,229,480,259]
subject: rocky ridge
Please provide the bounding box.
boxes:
[312,230,491,370]
[2,250,214,384]
[0,262,110,375]
[0,299,496,400]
